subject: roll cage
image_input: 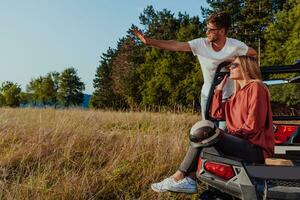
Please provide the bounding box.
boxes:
[205,62,300,121]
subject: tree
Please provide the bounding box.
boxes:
[19,92,29,106]
[41,72,59,106]
[111,30,145,109]
[263,0,300,65]
[58,67,85,107]
[202,0,288,56]
[262,0,300,108]
[0,81,22,107]
[90,48,127,109]
[91,6,206,110]
[26,72,59,106]
[237,0,273,52]
[137,7,205,109]
[201,0,243,39]
[27,76,43,105]
[92,3,296,111]
[0,93,5,107]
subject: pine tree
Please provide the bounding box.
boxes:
[111,32,145,109]
[137,7,180,107]
[90,48,127,109]
[202,0,288,56]
[58,68,85,107]
[262,0,300,108]
[263,0,300,65]
[137,7,205,109]
[202,0,243,37]
[237,0,273,54]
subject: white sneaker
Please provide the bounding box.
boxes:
[151,177,176,192]
[168,177,197,194]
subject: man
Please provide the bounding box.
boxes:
[134,12,257,119]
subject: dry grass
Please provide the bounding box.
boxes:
[0,108,204,200]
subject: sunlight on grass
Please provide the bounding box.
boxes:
[0,108,202,199]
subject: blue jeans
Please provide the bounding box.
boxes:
[179,132,264,174]
[200,93,208,120]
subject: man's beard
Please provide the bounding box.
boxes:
[209,35,219,43]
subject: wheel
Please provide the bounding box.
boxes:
[199,188,236,200]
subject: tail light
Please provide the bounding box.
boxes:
[274,124,298,144]
[197,158,202,174]
[204,161,235,180]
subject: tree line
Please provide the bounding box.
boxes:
[1,0,299,111]
[90,0,300,111]
[0,67,85,108]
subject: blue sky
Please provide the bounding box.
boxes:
[0,0,208,94]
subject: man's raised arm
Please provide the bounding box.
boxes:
[247,47,258,58]
[133,29,191,52]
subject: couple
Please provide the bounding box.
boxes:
[151,55,275,193]
[134,12,275,193]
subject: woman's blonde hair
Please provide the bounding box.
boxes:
[232,55,262,96]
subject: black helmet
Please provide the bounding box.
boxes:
[189,120,220,148]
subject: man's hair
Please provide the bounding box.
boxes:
[207,12,231,34]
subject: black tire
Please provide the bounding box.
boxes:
[199,188,236,200]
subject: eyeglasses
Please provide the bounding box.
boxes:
[228,63,240,70]
[205,27,220,32]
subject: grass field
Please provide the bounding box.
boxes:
[0,108,205,200]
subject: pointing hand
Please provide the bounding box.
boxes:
[133,29,147,44]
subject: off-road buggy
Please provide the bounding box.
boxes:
[197,61,300,200]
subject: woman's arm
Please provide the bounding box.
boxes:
[210,75,228,120]
[210,90,226,120]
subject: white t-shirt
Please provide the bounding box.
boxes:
[188,37,248,98]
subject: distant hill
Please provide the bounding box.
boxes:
[80,94,92,108]
[21,93,92,108]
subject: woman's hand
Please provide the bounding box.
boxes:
[215,75,228,91]
[133,29,148,44]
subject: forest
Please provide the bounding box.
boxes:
[1,0,299,112]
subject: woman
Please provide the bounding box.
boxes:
[151,55,275,194]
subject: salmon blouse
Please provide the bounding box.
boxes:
[210,81,275,158]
